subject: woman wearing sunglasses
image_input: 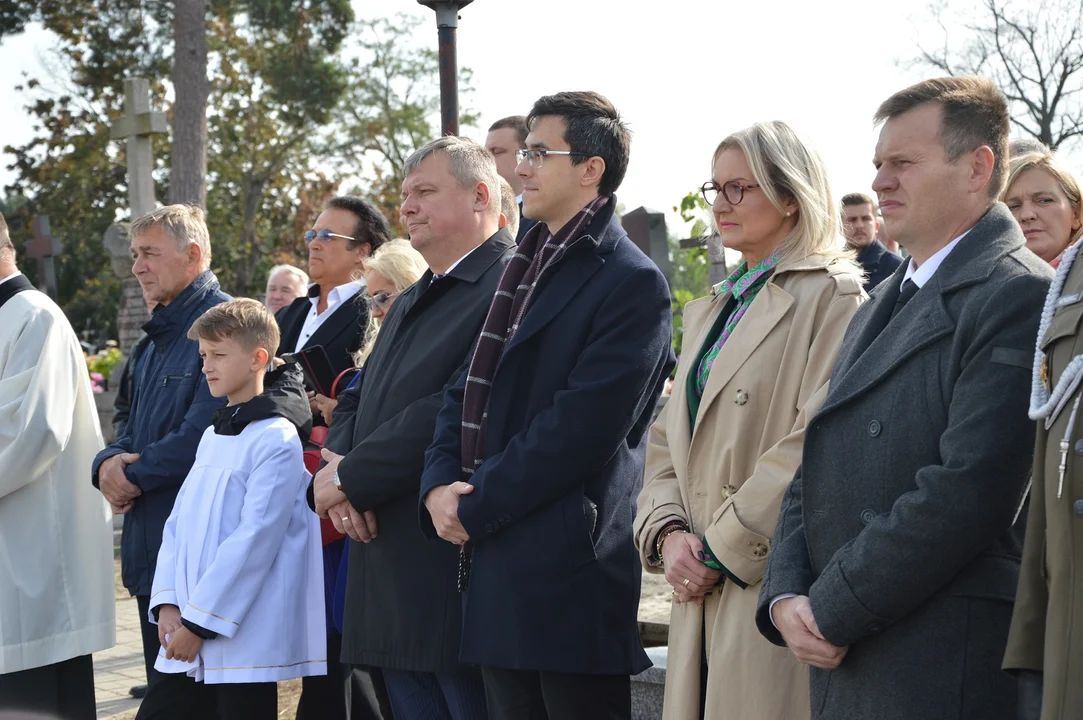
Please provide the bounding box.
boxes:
[634,121,866,720]
[313,239,428,425]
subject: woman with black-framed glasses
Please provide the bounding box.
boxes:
[635,121,867,720]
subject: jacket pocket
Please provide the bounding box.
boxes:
[561,492,598,568]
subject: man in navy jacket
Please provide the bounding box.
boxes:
[92,204,230,692]
[420,92,675,720]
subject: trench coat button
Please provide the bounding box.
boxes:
[484,523,494,534]
[735,390,749,406]
[752,543,768,558]
[860,509,876,524]
[1074,499,1083,517]
[868,420,882,438]
[1075,440,1083,456]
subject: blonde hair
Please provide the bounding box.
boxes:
[130,204,212,269]
[1003,150,1083,245]
[352,239,428,367]
[713,121,856,268]
[187,298,280,356]
[498,176,520,238]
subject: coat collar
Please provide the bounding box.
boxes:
[403,229,517,318]
[502,196,622,353]
[143,270,220,342]
[817,204,1022,417]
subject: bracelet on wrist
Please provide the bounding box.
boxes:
[653,521,689,564]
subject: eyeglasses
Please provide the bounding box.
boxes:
[370,290,401,310]
[304,229,355,244]
[701,180,762,206]
[515,148,588,169]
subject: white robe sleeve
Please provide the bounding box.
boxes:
[0,304,80,500]
[148,480,187,621]
[181,429,307,638]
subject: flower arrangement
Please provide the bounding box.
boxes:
[86,341,123,394]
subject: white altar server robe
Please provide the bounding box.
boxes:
[0,286,115,673]
[149,417,326,683]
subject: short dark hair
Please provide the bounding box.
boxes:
[0,212,12,256]
[526,91,631,196]
[874,76,1010,199]
[326,196,392,255]
[841,193,877,213]
[488,115,528,146]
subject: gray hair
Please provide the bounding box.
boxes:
[266,263,309,290]
[404,136,502,218]
[0,211,12,257]
[129,204,212,269]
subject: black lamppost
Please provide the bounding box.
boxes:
[417,0,474,136]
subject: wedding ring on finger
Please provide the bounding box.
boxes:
[682,577,690,588]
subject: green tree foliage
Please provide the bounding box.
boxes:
[331,13,479,224]
[668,190,713,357]
[2,4,470,342]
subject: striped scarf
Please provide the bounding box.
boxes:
[455,194,609,591]
[695,251,780,394]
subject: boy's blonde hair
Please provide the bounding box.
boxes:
[187,298,281,356]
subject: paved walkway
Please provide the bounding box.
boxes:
[94,597,144,719]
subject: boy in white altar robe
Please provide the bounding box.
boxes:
[137,299,326,720]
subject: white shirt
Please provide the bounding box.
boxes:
[901,230,971,288]
[0,271,21,288]
[768,228,974,628]
[294,279,365,353]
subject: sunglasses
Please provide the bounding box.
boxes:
[370,290,401,310]
[304,229,355,244]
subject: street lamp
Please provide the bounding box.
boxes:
[417,0,474,136]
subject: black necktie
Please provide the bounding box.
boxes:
[891,279,919,320]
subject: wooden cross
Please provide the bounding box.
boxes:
[110,77,167,219]
[27,215,62,299]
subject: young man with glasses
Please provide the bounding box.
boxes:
[276,195,392,720]
[419,91,675,720]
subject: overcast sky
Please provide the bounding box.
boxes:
[0,0,1070,235]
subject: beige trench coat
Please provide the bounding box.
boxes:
[634,254,865,720]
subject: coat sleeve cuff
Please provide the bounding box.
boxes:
[148,589,179,620]
[182,602,240,639]
[702,502,772,588]
[808,555,889,647]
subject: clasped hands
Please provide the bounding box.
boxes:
[423,482,474,545]
[661,531,722,607]
[99,452,141,514]
[771,595,849,670]
[312,449,378,543]
[156,604,203,663]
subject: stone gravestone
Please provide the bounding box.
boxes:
[26,215,62,299]
[622,207,673,287]
[106,77,167,355]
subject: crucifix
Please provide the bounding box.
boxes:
[110,77,167,218]
[106,77,167,354]
[27,215,62,299]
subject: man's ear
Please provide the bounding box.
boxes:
[187,241,204,268]
[254,346,270,370]
[580,157,606,189]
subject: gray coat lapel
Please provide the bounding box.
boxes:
[819,203,1024,417]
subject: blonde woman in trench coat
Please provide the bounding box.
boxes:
[634,121,865,720]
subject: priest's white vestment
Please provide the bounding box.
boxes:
[149,417,326,684]
[0,280,116,674]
